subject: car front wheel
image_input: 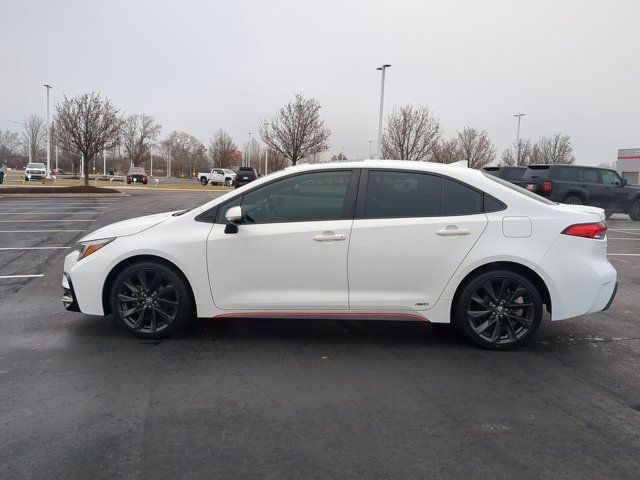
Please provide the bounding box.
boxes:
[454,270,543,350]
[109,261,194,339]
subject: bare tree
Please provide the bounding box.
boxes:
[535,133,575,164]
[530,144,544,164]
[501,139,533,166]
[22,114,46,162]
[162,131,207,177]
[260,94,331,166]
[208,129,238,169]
[55,92,123,185]
[121,114,161,168]
[0,129,21,157]
[456,127,495,169]
[381,105,440,161]
[265,148,289,173]
[431,137,459,164]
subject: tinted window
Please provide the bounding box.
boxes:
[555,167,578,181]
[579,168,599,183]
[442,178,482,215]
[483,173,557,205]
[237,170,352,224]
[484,194,507,212]
[364,171,442,218]
[600,169,621,185]
[522,166,550,180]
[503,168,526,181]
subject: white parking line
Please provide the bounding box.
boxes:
[0,220,96,223]
[607,253,640,256]
[0,229,88,233]
[0,246,70,250]
[0,212,100,215]
[0,274,44,279]
[609,228,640,231]
[607,238,640,240]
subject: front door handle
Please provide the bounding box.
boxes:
[314,231,346,242]
[437,227,471,236]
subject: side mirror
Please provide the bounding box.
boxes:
[224,205,242,234]
[621,178,628,186]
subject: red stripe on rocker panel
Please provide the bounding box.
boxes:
[212,311,428,322]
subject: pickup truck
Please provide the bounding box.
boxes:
[24,163,47,181]
[198,168,236,186]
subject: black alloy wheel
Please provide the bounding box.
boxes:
[110,261,193,338]
[455,270,543,350]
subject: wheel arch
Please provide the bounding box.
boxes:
[102,254,196,316]
[562,190,586,203]
[450,261,551,318]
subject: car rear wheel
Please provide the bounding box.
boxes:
[563,195,583,205]
[454,270,543,350]
[200,177,208,186]
[630,199,640,221]
[109,261,194,339]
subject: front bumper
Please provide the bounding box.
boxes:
[61,273,80,312]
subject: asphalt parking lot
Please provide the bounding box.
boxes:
[1,192,639,479]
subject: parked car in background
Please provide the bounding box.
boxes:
[62,160,617,350]
[24,163,47,181]
[223,169,237,186]
[0,163,6,184]
[483,166,526,183]
[520,164,640,220]
[126,167,148,185]
[53,168,65,174]
[234,166,258,188]
[198,168,231,186]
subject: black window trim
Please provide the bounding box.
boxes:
[355,168,505,220]
[198,168,361,225]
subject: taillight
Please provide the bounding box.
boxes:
[562,222,607,239]
[542,181,553,193]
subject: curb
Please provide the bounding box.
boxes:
[0,193,129,198]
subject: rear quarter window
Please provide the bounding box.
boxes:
[522,166,550,180]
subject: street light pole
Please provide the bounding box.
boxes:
[369,140,372,158]
[513,113,525,164]
[247,132,252,168]
[376,64,391,159]
[44,84,52,177]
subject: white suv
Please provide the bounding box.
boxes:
[62,161,617,350]
[24,163,47,181]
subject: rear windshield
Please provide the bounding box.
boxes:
[482,172,557,205]
[502,168,526,181]
[522,165,550,180]
[129,168,145,173]
[238,167,254,172]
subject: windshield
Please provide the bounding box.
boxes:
[482,172,557,205]
[27,163,45,169]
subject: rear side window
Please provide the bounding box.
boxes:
[442,178,482,215]
[364,171,442,218]
[579,168,599,183]
[555,167,578,181]
[522,166,550,180]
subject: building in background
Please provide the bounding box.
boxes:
[616,148,640,185]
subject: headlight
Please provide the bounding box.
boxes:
[76,238,115,260]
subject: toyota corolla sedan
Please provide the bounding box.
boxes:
[62,161,617,350]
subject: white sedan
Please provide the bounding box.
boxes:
[62,161,617,350]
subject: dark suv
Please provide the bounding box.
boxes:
[483,166,526,182]
[520,164,640,220]
[234,166,258,188]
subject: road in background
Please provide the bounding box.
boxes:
[1,194,639,479]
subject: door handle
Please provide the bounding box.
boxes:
[436,227,471,236]
[314,232,346,242]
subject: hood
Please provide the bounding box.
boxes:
[80,211,177,242]
[553,203,605,221]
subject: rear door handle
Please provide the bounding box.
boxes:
[314,231,346,242]
[437,227,471,236]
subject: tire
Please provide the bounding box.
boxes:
[24,176,29,182]
[200,177,208,186]
[604,210,613,219]
[453,270,543,350]
[109,260,194,339]
[563,195,583,205]
[630,198,640,221]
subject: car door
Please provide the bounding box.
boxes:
[598,169,627,209]
[578,168,602,206]
[207,169,359,311]
[348,170,488,311]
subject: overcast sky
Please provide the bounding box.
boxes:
[1,0,638,164]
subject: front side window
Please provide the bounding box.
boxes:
[219,170,353,224]
[364,171,442,218]
[600,169,621,185]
